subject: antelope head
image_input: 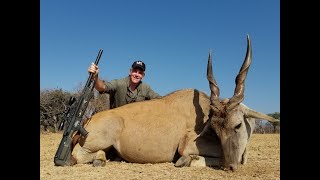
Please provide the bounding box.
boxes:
[206,35,279,171]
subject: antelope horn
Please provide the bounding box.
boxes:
[207,49,223,112]
[227,34,252,111]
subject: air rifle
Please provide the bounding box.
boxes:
[54,49,103,166]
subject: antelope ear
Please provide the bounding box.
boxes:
[241,104,279,123]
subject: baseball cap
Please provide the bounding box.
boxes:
[131,60,146,71]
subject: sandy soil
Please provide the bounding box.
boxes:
[40,133,280,180]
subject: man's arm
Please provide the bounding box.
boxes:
[94,78,106,93]
[147,86,161,99]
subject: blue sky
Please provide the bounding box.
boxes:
[40,0,280,114]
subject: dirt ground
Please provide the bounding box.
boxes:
[40,133,280,180]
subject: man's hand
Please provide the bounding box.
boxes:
[88,62,99,81]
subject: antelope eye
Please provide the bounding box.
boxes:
[235,123,241,130]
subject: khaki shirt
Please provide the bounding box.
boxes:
[101,76,161,108]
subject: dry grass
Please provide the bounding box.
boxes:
[40,133,280,180]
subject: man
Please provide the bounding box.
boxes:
[88,60,161,109]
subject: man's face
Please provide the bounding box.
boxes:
[129,68,145,84]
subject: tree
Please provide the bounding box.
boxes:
[267,112,280,133]
[40,88,73,132]
[40,77,112,133]
[253,112,280,134]
[72,80,111,120]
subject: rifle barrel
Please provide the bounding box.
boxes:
[85,49,104,90]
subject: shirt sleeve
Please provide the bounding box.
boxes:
[101,79,118,94]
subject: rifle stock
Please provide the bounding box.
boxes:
[54,49,103,166]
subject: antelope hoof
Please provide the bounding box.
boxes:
[175,156,191,167]
[93,159,106,167]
